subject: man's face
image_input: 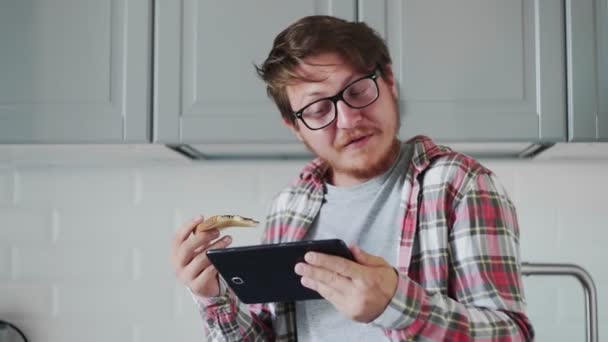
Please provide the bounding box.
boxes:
[285,53,401,185]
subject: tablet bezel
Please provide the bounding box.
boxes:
[206,239,354,304]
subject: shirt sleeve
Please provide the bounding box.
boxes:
[371,171,534,341]
[191,276,276,342]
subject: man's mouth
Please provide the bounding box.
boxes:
[343,134,372,148]
[335,128,379,150]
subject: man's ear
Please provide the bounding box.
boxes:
[382,64,398,99]
[283,118,304,142]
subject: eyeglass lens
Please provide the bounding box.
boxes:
[300,77,378,129]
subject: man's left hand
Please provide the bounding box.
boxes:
[294,245,398,323]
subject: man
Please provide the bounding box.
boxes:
[170,15,534,341]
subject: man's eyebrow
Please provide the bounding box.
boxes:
[303,90,326,99]
[297,90,330,109]
[301,73,364,103]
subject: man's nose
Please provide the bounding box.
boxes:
[335,100,363,129]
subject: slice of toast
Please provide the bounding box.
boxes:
[195,215,259,233]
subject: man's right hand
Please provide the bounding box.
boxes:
[170,215,233,298]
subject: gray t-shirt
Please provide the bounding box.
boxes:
[296,142,413,341]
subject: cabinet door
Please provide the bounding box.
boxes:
[600,0,608,140]
[0,0,151,143]
[568,0,608,141]
[154,0,356,144]
[360,0,567,143]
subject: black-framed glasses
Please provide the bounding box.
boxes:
[293,69,380,130]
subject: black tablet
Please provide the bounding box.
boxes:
[206,239,354,304]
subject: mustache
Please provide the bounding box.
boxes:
[334,127,379,149]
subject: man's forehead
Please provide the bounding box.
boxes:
[291,52,352,79]
[290,62,338,83]
[285,54,362,107]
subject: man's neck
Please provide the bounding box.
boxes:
[330,172,370,187]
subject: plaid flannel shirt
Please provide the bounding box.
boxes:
[194,135,534,341]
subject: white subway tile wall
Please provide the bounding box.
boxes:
[0,160,605,342]
[0,168,14,205]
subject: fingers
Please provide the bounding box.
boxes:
[182,228,220,253]
[350,246,387,267]
[300,274,344,305]
[295,262,351,291]
[296,248,398,324]
[181,235,232,283]
[173,215,204,249]
[170,213,233,298]
[304,252,361,279]
[171,215,204,264]
[190,264,220,296]
[171,215,225,271]
[174,229,219,268]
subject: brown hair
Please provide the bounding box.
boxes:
[255,15,392,126]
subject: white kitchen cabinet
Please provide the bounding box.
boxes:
[599,0,608,141]
[1,0,603,151]
[567,0,608,141]
[360,0,567,143]
[153,0,356,144]
[0,0,151,143]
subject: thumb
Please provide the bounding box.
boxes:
[350,245,386,267]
